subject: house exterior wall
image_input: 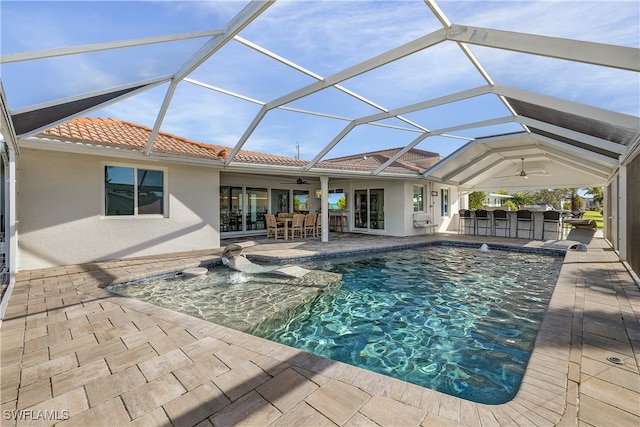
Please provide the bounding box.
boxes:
[17,150,219,270]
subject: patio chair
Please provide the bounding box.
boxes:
[458,209,474,234]
[304,213,317,238]
[516,210,535,239]
[492,209,511,238]
[542,210,562,240]
[288,214,305,239]
[474,209,491,236]
[315,214,322,237]
[265,214,284,239]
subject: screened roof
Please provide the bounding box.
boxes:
[1,0,638,190]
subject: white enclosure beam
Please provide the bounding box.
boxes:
[174,1,274,82]
[457,158,506,185]
[225,106,269,165]
[304,122,357,170]
[266,28,448,110]
[518,117,627,156]
[149,0,273,154]
[145,79,178,155]
[355,85,493,126]
[373,132,431,175]
[447,25,640,72]
[494,85,639,130]
[0,30,223,64]
[533,134,618,170]
[374,116,513,175]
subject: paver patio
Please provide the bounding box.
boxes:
[1,233,638,426]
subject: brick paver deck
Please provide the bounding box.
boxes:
[1,234,638,426]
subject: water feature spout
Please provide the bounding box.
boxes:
[222,243,310,278]
[479,243,489,252]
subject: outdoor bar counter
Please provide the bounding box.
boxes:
[459,209,567,241]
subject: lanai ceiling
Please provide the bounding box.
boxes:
[1,0,638,190]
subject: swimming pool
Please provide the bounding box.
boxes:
[109,243,563,405]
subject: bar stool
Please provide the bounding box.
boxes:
[492,209,511,237]
[329,213,347,232]
[458,209,474,234]
[474,209,491,236]
[542,210,562,240]
[516,210,535,239]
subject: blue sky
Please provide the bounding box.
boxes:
[1,1,638,161]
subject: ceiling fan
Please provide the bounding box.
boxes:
[280,177,310,185]
[494,158,551,180]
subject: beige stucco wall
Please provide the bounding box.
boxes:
[17,149,219,270]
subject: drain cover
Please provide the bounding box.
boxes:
[606,356,624,365]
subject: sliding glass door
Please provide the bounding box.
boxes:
[354,188,384,230]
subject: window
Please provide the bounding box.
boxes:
[328,189,347,210]
[271,189,289,214]
[413,185,424,212]
[293,190,309,212]
[441,188,449,217]
[105,165,164,216]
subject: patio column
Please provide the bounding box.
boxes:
[618,163,627,262]
[321,176,329,242]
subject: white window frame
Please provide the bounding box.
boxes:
[413,185,424,212]
[101,162,168,218]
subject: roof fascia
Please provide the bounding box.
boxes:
[493,84,639,130]
[21,136,226,167]
[447,25,640,72]
[0,30,223,64]
[223,161,421,180]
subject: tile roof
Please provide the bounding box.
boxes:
[318,147,441,173]
[40,117,439,175]
[41,117,306,166]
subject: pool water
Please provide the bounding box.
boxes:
[251,245,563,404]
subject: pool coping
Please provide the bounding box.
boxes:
[1,234,638,426]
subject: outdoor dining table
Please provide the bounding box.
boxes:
[276,217,294,240]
